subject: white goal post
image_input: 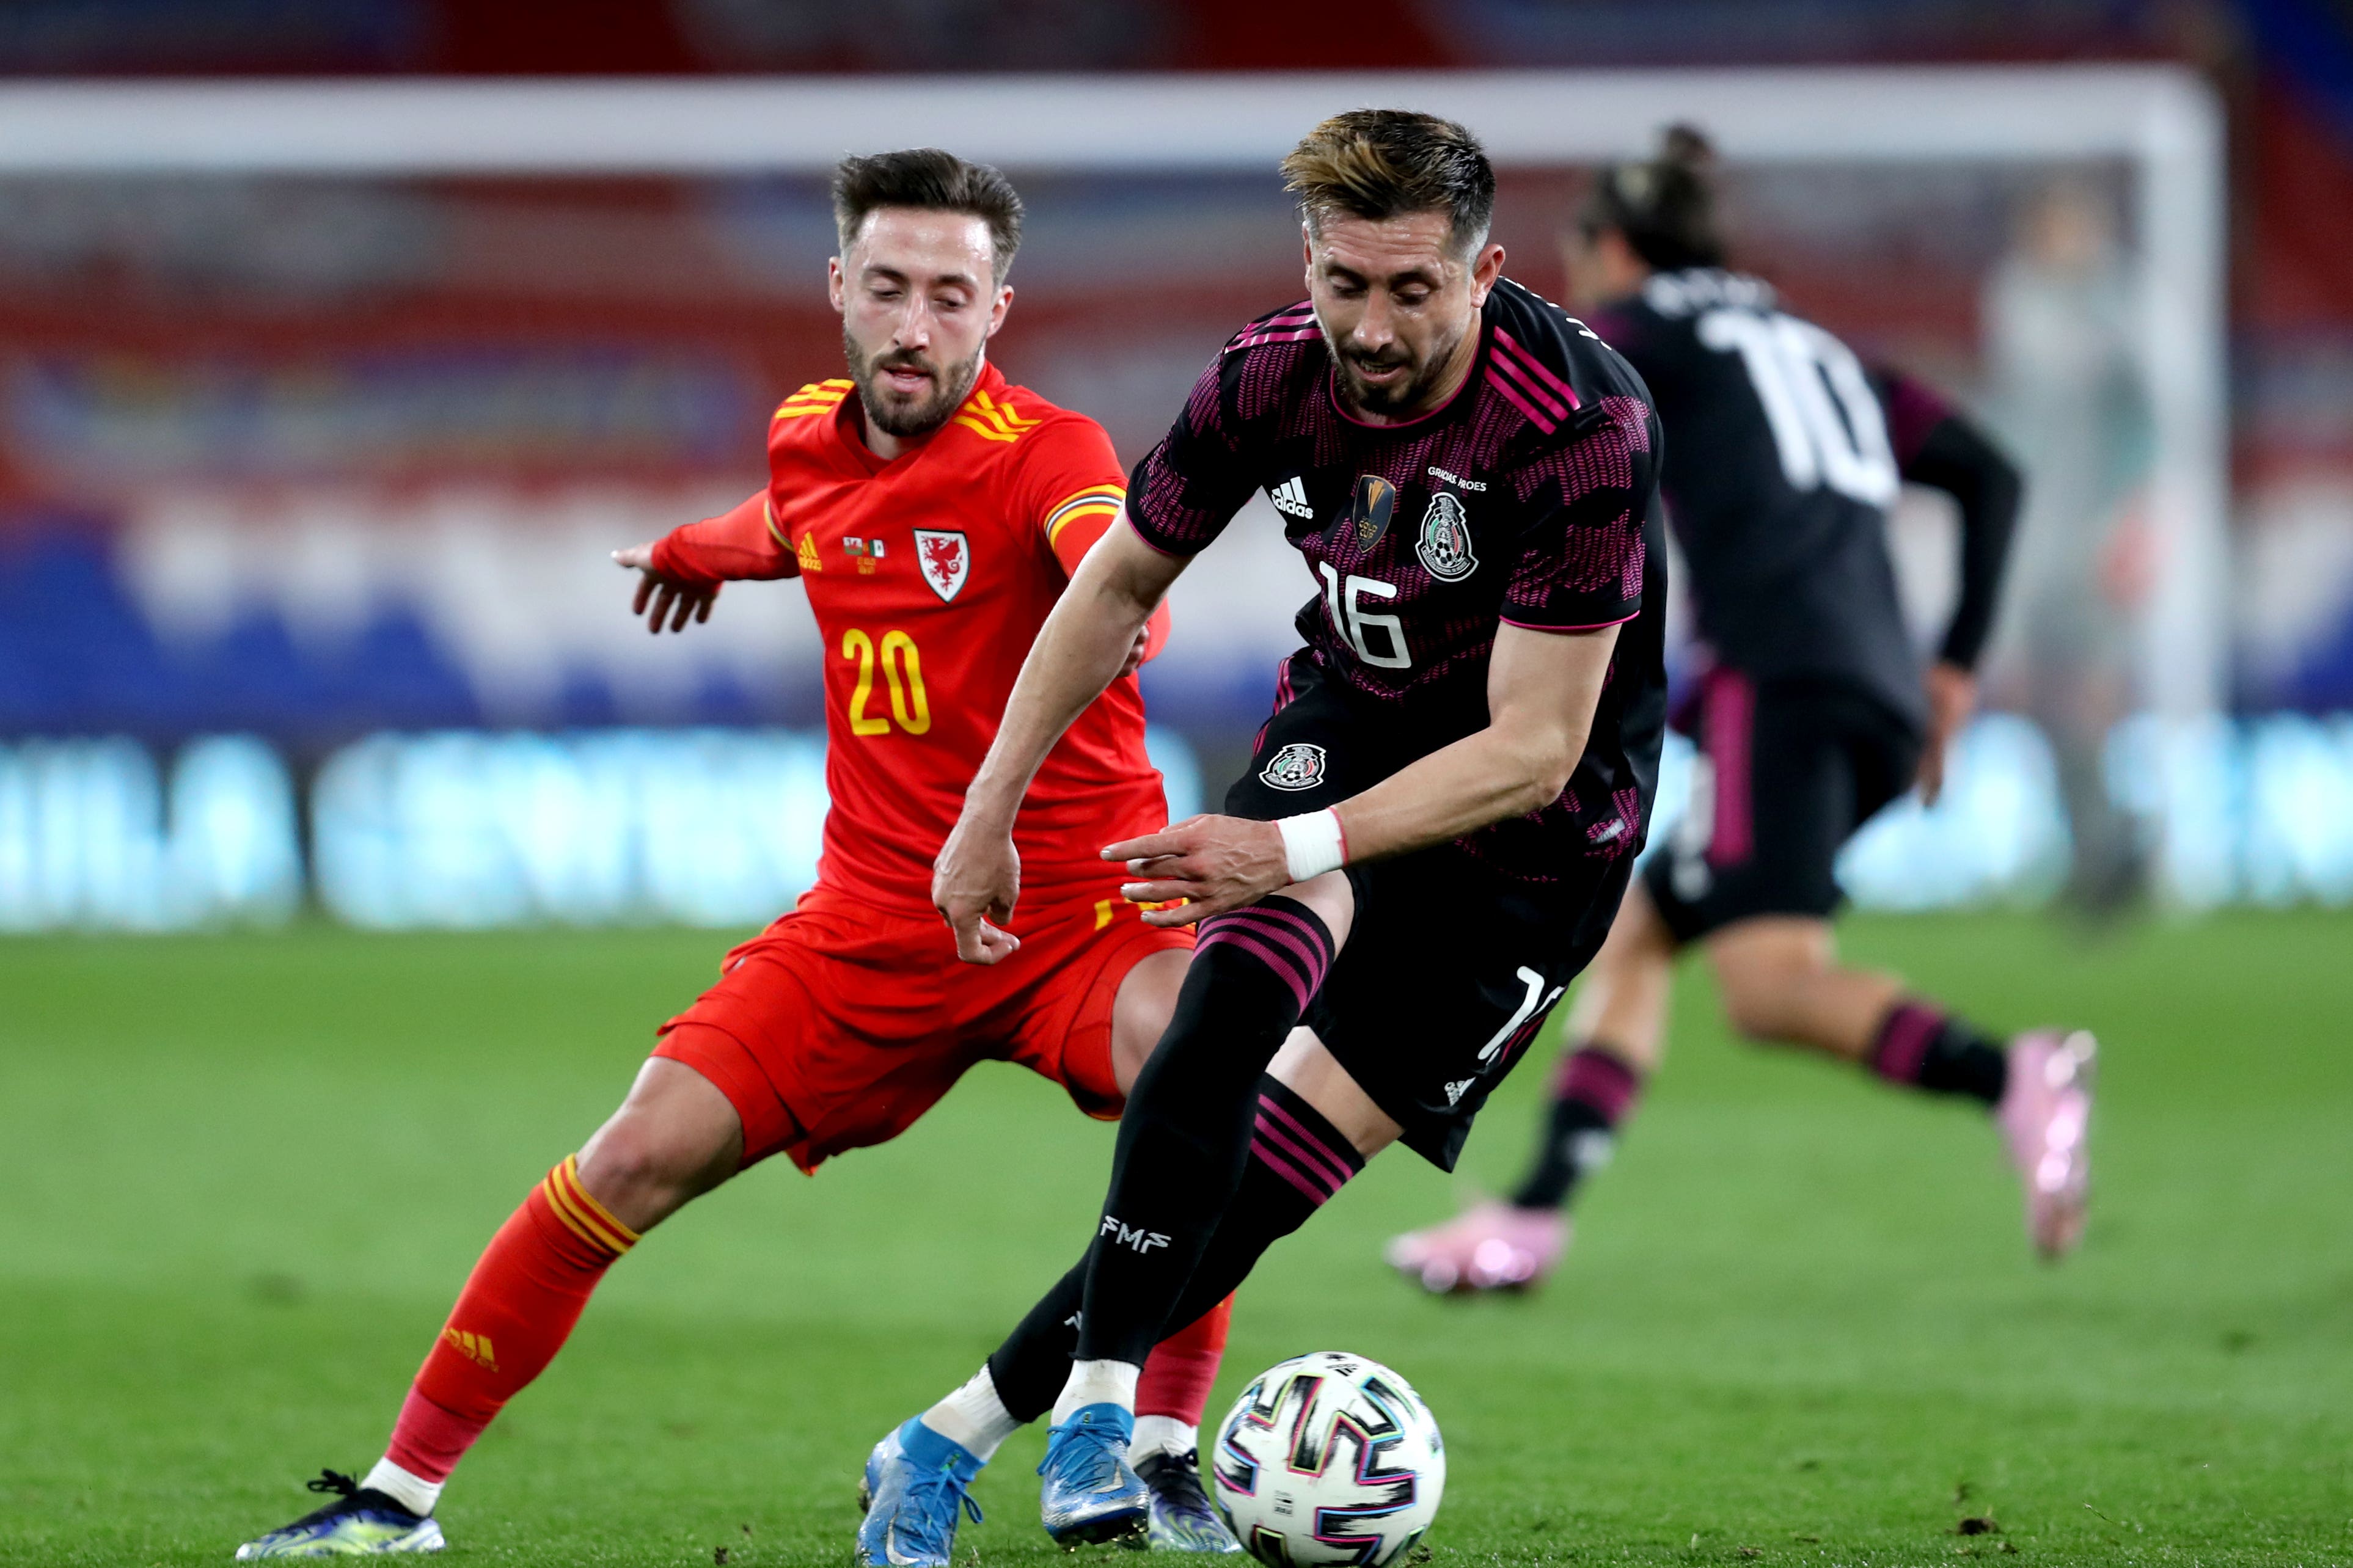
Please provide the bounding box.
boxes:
[0,65,2227,718]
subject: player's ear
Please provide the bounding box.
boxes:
[986,283,1013,340]
[827,256,847,313]
[1300,223,1316,289]
[1466,242,1506,306]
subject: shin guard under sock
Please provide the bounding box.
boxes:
[1074,897,1336,1368]
[1870,1001,2008,1106]
[1509,1043,1642,1211]
[384,1156,637,1486]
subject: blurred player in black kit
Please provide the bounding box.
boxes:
[1388,126,2096,1296]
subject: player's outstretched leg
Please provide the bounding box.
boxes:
[1033,1075,1365,1546]
[1707,921,2098,1259]
[866,1072,1370,1559]
[1042,895,1344,1545]
[236,1053,741,1559]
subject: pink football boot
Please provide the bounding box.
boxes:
[1383,1200,1569,1294]
[1999,1030,2096,1260]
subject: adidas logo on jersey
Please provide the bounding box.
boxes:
[1268,476,1314,520]
[1443,1079,1475,1106]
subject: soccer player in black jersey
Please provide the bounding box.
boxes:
[855,110,1666,1560]
[1387,128,2095,1300]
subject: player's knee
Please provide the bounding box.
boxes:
[576,1104,735,1225]
[1714,957,1811,1043]
[1708,922,1833,1044]
[1719,986,1793,1043]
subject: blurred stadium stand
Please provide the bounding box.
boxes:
[4,0,2353,927]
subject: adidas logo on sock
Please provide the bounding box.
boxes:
[442,1327,499,1371]
[1268,476,1313,520]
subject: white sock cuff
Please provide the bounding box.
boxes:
[1130,1414,1199,1464]
[1052,1358,1141,1424]
[362,1457,441,1519]
[921,1363,1022,1463]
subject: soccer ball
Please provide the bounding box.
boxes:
[1207,1351,1445,1567]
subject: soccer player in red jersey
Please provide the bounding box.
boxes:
[235,150,1238,1562]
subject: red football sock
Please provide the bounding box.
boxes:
[1135,1294,1232,1427]
[384,1156,639,1482]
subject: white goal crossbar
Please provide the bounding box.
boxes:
[0,66,2227,715]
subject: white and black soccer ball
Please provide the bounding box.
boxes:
[1208,1351,1444,1567]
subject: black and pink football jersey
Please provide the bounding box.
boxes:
[1126,277,1669,880]
[1588,267,2010,731]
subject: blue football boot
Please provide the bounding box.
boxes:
[1138,1449,1243,1553]
[234,1470,444,1557]
[1037,1404,1149,1547]
[855,1417,984,1568]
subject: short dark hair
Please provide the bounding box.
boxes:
[830,148,1025,284]
[1580,123,1725,272]
[1279,109,1496,256]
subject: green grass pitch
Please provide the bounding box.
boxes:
[2,911,2349,1567]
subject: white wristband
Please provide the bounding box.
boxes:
[1276,808,1348,884]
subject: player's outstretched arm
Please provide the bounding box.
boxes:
[610,491,798,635]
[933,518,1188,964]
[1111,622,1621,925]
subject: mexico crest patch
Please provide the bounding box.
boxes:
[1258,742,1329,792]
[1415,491,1478,582]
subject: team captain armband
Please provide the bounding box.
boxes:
[1042,484,1128,560]
[1278,809,1348,884]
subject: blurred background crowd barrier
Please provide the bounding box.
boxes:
[2,0,2351,930]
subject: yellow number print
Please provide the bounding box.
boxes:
[879,630,931,735]
[840,629,891,736]
[840,627,931,737]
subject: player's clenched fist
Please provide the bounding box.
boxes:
[613,542,718,634]
[933,817,1025,965]
[1107,814,1290,925]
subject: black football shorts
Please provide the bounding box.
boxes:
[1223,651,1634,1170]
[1642,670,1922,945]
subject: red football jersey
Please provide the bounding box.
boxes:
[652,360,1170,913]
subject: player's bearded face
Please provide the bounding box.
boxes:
[1328,314,1469,417]
[1308,211,1495,420]
[833,209,1006,441]
[843,330,984,439]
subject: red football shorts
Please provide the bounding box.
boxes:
[653,882,1195,1173]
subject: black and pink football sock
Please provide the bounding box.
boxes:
[1509,1042,1644,1211]
[1870,1000,2008,1106]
